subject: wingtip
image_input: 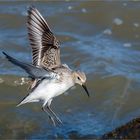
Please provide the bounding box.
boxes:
[2,51,8,57]
[2,52,18,64]
[28,5,36,13]
[2,51,6,55]
[28,5,35,9]
[2,51,12,60]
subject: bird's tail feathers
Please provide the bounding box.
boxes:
[16,94,37,107]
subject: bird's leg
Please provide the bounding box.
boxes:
[42,105,56,126]
[47,99,62,125]
[47,105,62,124]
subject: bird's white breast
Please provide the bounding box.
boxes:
[30,78,74,102]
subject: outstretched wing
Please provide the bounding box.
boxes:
[3,52,57,79]
[27,6,61,69]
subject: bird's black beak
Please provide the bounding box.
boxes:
[82,84,90,97]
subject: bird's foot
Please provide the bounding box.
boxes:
[54,116,62,125]
[49,116,56,126]
[48,116,62,126]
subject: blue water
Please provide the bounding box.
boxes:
[0,1,140,139]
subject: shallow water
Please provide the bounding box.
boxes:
[0,1,140,139]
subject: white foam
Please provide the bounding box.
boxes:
[123,43,132,47]
[123,3,127,6]
[68,6,73,10]
[0,78,4,83]
[113,18,123,25]
[81,8,87,13]
[133,22,139,27]
[14,77,29,86]
[103,29,112,35]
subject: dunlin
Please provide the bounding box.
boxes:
[3,6,89,126]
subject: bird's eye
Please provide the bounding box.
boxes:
[77,77,80,80]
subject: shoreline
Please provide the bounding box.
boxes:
[102,117,140,139]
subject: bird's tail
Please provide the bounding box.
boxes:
[16,94,37,107]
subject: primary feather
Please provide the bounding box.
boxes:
[3,52,57,79]
[27,6,61,69]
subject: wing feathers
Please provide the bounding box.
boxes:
[27,6,61,68]
[3,52,56,79]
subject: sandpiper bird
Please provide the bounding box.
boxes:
[3,6,89,126]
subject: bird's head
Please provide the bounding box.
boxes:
[73,71,90,97]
